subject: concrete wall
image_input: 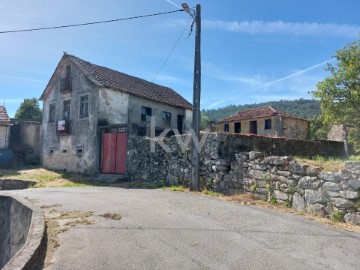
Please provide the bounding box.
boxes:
[9,121,41,165]
[41,58,99,174]
[0,196,32,268]
[0,125,10,149]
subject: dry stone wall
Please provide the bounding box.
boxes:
[127,133,360,225]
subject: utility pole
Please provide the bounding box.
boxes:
[182,3,201,191]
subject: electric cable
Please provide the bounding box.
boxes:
[0,9,183,34]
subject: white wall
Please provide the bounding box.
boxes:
[97,88,129,125]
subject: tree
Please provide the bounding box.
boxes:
[15,98,42,121]
[200,113,210,131]
[312,36,360,153]
[309,115,331,140]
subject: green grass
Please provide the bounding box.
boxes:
[294,156,344,171]
[331,211,344,222]
[201,189,223,197]
[294,155,360,172]
[349,155,360,161]
[165,185,188,192]
[61,182,93,187]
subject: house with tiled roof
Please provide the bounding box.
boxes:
[0,106,11,149]
[216,106,309,140]
[40,53,192,175]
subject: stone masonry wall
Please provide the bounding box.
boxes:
[127,133,360,225]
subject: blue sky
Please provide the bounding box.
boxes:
[1,0,360,117]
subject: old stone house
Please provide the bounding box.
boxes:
[216,106,309,140]
[40,53,192,175]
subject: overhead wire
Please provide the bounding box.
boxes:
[152,19,192,83]
[0,9,183,34]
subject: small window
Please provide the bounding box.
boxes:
[49,149,54,154]
[80,95,89,118]
[265,119,272,130]
[60,65,72,93]
[49,104,55,123]
[76,146,84,156]
[224,123,229,133]
[66,65,71,77]
[63,100,71,120]
[62,149,67,153]
[234,122,241,133]
[141,106,152,123]
[162,111,171,127]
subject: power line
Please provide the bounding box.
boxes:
[0,9,183,34]
[152,19,191,83]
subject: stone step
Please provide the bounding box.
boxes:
[91,174,128,184]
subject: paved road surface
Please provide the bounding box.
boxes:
[2,187,360,270]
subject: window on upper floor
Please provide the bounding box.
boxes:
[162,111,171,128]
[60,65,72,93]
[63,100,71,120]
[265,119,272,130]
[141,106,152,124]
[80,95,89,118]
[49,104,55,123]
[234,122,241,133]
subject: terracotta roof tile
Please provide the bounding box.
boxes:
[68,55,192,110]
[0,106,10,123]
[218,106,308,122]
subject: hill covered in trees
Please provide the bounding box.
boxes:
[202,99,321,121]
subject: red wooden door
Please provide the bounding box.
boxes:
[115,133,127,174]
[101,132,127,174]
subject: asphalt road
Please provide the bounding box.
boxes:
[2,187,360,270]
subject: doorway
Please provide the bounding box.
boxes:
[101,128,127,174]
[250,121,257,134]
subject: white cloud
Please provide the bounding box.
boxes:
[204,20,360,38]
[202,59,330,109]
[165,0,182,9]
[261,59,334,88]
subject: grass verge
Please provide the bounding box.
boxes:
[0,166,102,188]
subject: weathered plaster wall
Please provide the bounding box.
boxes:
[98,88,129,125]
[128,95,189,131]
[0,125,10,149]
[41,58,99,174]
[283,117,309,140]
[217,116,282,137]
[216,116,308,140]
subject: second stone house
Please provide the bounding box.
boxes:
[216,106,309,140]
[40,53,192,175]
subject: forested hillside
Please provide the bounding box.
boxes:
[202,99,321,121]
